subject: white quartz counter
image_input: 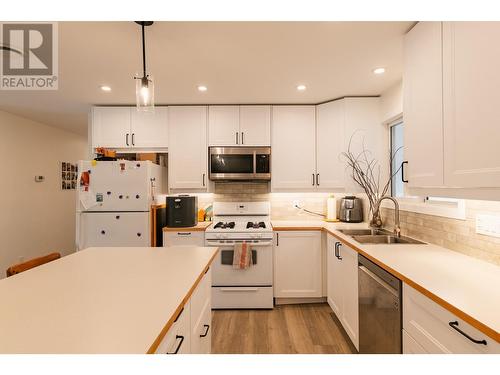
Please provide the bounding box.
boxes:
[0,246,218,353]
[272,220,500,342]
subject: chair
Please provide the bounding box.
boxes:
[6,252,61,277]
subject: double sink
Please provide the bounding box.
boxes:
[338,228,426,245]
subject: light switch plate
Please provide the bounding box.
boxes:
[476,214,500,238]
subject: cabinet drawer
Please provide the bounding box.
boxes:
[403,284,499,354]
[155,302,191,354]
[191,269,211,332]
[212,286,273,309]
[163,231,204,247]
[403,329,427,354]
[191,295,212,354]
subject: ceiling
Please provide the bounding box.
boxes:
[0,21,413,135]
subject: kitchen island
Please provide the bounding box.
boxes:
[0,246,218,354]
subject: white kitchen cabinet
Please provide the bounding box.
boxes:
[343,97,384,193]
[163,231,204,247]
[403,283,500,354]
[239,105,271,146]
[274,231,322,298]
[208,105,271,146]
[91,106,168,150]
[326,234,359,350]
[130,107,168,148]
[190,269,212,354]
[155,270,212,354]
[208,106,240,146]
[271,106,317,190]
[316,100,346,189]
[168,106,208,190]
[92,107,130,148]
[403,329,427,354]
[403,21,444,188]
[442,22,500,188]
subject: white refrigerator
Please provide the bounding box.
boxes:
[76,160,165,250]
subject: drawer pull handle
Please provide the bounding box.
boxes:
[200,324,210,337]
[167,335,184,354]
[177,232,192,236]
[449,321,487,345]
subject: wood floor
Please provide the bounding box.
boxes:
[211,303,356,354]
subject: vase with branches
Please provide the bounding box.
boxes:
[341,133,402,228]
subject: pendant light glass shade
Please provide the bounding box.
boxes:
[135,74,154,112]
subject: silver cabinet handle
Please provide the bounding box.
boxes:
[236,132,239,145]
[241,132,244,144]
[202,173,205,186]
[131,133,135,146]
[126,133,129,146]
[316,173,320,186]
[177,232,192,236]
[312,174,315,186]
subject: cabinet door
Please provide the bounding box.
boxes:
[343,98,384,192]
[208,106,240,146]
[274,231,322,298]
[327,235,342,318]
[130,107,168,148]
[168,106,208,190]
[443,22,500,188]
[316,100,345,189]
[92,107,130,148]
[403,329,427,354]
[339,242,359,350]
[271,106,317,190]
[403,22,444,187]
[239,105,271,146]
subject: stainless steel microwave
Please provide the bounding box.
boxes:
[209,147,271,181]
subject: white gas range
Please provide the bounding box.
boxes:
[205,202,274,309]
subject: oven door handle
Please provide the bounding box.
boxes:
[206,241,273,247]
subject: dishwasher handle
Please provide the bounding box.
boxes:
[359,265,399,298]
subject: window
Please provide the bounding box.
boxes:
[386,117,466,220]
[390,120,404,197]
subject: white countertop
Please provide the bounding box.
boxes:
[0,246,218,353]
[272,220,500,341]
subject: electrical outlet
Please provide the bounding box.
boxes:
[292,200,300,208]
[476,214,500,238]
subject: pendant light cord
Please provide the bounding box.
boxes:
[141,23,147,78]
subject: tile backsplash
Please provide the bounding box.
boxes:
[381,199,500,266]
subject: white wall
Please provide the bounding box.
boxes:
[0,110,87,278]
[380,80,403,123]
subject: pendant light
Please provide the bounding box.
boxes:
[134,21,154,111]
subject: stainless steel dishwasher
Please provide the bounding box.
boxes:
[358,254,402,353]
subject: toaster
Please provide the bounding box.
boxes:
[339,196,363,223]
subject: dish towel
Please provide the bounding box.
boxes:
[233,242,252,270]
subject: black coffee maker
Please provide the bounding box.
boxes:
[166,195,198,227]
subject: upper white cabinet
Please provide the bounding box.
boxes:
[208,106,240,146]
[130,107,169,148]
[91,106,168,150]
[442,22,500,188]
[403,22,444,188]
[403,22,500,196]
[273,231,322,298]
[239,105,271,146]
[92,107,130,148]
[316,100,346,189]
[271,106,317,190]
[168,106,208,191]
[208,105,271,146]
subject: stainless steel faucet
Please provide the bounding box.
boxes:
[377,196,401,237]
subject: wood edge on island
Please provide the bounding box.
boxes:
[146,248,219,354]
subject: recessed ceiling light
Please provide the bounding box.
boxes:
[100,85,111,92]
[296,85,306,91]
[197,85,208,92]
[373,67,386,75]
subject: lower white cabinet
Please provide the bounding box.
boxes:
[273,231,322,298]
[402,329,427,354]
[403,283,500,354]
[155,269,212,354]
[163,231,205,247]
[326,234,359,350]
